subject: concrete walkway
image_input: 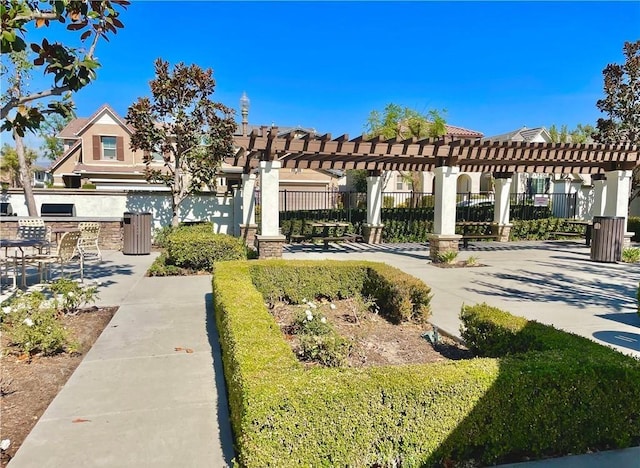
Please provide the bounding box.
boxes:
[8,251,234,468]
[7,242,640,467]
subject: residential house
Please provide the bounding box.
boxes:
[482,126,591,194]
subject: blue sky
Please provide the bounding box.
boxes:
[6,1,640,154]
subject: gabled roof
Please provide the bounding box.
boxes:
[58,104,133,139]
[443,124,483,138]
[483,126,551,143]
[48,139,82,172]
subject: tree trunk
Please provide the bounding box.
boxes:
[14,128,37,216]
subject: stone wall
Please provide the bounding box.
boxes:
[1,218,123,250]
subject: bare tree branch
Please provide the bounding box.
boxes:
[0,85,71,120]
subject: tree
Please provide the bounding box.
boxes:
[1,143,38,188]
[1,0,127,214]
[38,113,71,161]
[365,103,447,205]
[548,123,595,143]
[593,40,640,200]
[126,59,237,227]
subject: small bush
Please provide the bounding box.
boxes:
[621,247,640,263]
[436,250,458,264]
[81,183,96,189]
[147,252,186,276]
[1,290,76,356]
[46,278,98,314]
[166,229,246,271]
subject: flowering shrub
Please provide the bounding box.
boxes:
[46,278,98,314]
[2,294,75,356]
[291,300,351,367]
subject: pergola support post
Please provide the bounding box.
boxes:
[429,166,461,260]
[604,169,633,246]
[363,171,384,244]
[238,173,258,247]
[590,174,606,219]
[256,161,286,258]
[492,173,512,242]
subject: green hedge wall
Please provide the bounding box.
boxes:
[628,216,640,241]
[213,261,640,467]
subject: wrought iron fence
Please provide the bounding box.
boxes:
[253,190,578,225]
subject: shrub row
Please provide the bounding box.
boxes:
[213,261,640,467]
[248,260,432,323]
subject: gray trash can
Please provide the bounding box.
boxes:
[590,216,625,263]
[122,212,152,255]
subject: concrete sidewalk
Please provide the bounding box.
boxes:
[8,251,234,467]
[8,243,640,467]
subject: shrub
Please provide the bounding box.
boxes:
[628,216,640,241]
[383,195,395,208]
[147,252,186,276]
[1,290,76,356]
[249,260,432,323]
[81,183,96,189]
[436,250,458,264]
[46,278,98,314]
[166,229,246,271]
[213,263,640,467]
[621,247,640,263]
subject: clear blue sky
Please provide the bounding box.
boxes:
[8,1,640,153]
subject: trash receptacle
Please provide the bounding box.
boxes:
[122,212,151,255]
[590,216,625,263]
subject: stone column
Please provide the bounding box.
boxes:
[492,174,512,242]
[428,166,461,260]
[256,161,286,258]
[604,170,632,245]
[239,173,257,247]
[363,172,384,244]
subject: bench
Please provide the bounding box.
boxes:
[41,203,76,217]
[549,231,583,240]
[322,234,362,249]
[461,234,498,249]
[288,234,308,243]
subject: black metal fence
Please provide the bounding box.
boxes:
[254,190,577,224]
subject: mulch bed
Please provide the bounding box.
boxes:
[0,306,117,466]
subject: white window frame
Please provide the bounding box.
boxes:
[101,136,117,160]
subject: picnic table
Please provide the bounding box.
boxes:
[309,222,361,248]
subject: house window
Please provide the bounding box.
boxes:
[396,177,404,191]
[101,136,117,160]
[151,151,164,162]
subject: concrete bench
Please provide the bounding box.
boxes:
[549,231,583,240]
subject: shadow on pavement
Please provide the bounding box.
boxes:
[205,292,236,466]
[593,330,640,352]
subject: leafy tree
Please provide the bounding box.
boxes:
[595,40,640,145]
[38,113,71,161]
[593,40,640,200]
[1,0,127,214]
[1,142,38,188]
[548,123,595,143]
[365,103,447,204]
[126,59,237,227]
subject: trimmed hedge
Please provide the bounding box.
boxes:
[213,261,640,467]
[248,260,431,323]
[165,227,246,271]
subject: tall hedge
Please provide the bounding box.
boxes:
[213,261,640,467]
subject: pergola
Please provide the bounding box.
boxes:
[229,127,640,258]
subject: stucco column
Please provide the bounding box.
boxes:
[591,177,607,218]
[604,170,631,219]
[433,166,459,235]
[363,172,384,243]
[238,173,257,246]
[256,161,285,258]
[493,175,512,225]
[232,186,242,237]
[258,161,281,236]
[428,166,461,260]
[241,173,257,226]
[366,174,382,225]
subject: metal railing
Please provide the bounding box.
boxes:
[253,190,579,224]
